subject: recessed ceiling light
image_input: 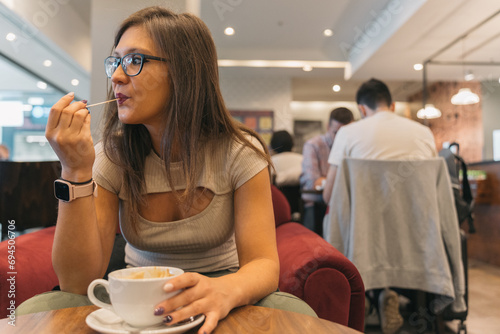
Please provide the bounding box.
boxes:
[6,32,16,41]
[71,79,80,86]
[28,97,44,105]
[464,71,474,81]
[43,60,52,67]
[302,65,312,72]
[31,106,45,118]
[413,63,423,71]
[332,85,341,92]
[323,29,333,37]
[224,27,235,36]
[36,81,47,90]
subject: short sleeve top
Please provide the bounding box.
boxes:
[93,135,268,272]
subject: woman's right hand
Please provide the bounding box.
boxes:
[45,92,95,182]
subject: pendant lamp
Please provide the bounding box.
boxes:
[417,104,442,119]
[451,88,480,105]
[451,38,480,105]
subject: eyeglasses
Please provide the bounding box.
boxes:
[104,53,167,78]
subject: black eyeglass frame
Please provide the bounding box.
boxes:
[104,53,167,78]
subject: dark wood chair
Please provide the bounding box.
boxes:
[276,184,303,221]
[0,160,61,238]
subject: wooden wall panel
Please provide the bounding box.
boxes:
[467,161,500,267]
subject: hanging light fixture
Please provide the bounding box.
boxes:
[451,88,480,105]
[451,37,480,105]
[419,62,442,121]
[417,104,442,119]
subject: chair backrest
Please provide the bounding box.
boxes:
[439,147,474,228]
[324,157,466,313]
[271,185,291,227]
[273,183,366,330]
[0,160,61,238]
[276,184,302,216]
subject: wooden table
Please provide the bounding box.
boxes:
[0,305,361,333]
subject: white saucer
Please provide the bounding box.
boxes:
[86,308,205,334]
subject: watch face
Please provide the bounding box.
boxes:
[54,181,70,201]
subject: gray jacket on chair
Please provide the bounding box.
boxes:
[323,158,466,313]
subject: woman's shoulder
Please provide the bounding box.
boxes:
[94,141,111,165]
[233,132,265,151]
[94,141,118,165]
[94,141,104,154]
[204,133,266,169]
[92,141,123,194]
[206,132,264,156]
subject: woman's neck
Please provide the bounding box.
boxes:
[147,126,181,161]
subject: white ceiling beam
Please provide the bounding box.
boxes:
[0,2,90,99]
[345,0,427,79]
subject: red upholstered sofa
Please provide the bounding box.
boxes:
[271,185,365,330]
[0,186,364,331]
[0,226,58,320]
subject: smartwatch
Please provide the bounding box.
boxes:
[54,178,97,202]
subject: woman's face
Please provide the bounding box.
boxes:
[111,25,171,129]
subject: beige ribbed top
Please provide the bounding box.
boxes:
[93,136,267,272]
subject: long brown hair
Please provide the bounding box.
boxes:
[101,6,271,226]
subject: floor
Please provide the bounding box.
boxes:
[364,260,500,334]
[465,260,500,334]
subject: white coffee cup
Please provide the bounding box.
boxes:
[87,266,184,328]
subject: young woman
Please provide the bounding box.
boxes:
[25,6,314,334]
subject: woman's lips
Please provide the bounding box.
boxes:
[115,93,129,105]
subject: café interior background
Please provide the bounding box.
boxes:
[1,0,500,162]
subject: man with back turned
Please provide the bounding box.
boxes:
[323,78,437,334]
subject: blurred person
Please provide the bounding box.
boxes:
[270,130,303,220]
[0,144,9,161]
[270,130,302,186]
[323,78,437,334]
[300,107,353,234]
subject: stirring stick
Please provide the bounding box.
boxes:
[86,98,118,108]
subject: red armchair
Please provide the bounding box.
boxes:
[0,186,365,332]
[271,185,365,331]
[0,226,57,320]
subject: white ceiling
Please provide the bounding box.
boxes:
[0,3,90,106]
[2,0,500,104]
[200,0,500,100]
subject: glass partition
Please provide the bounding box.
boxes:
[0,54,64,161]
[0,2,90,161]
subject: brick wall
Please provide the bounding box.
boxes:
[408,81,483,163]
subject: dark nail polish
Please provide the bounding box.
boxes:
[81,100,88,104]
[154,307,165,316]
[163,315,173,323]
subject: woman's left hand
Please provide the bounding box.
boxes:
[154,272,236,334]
